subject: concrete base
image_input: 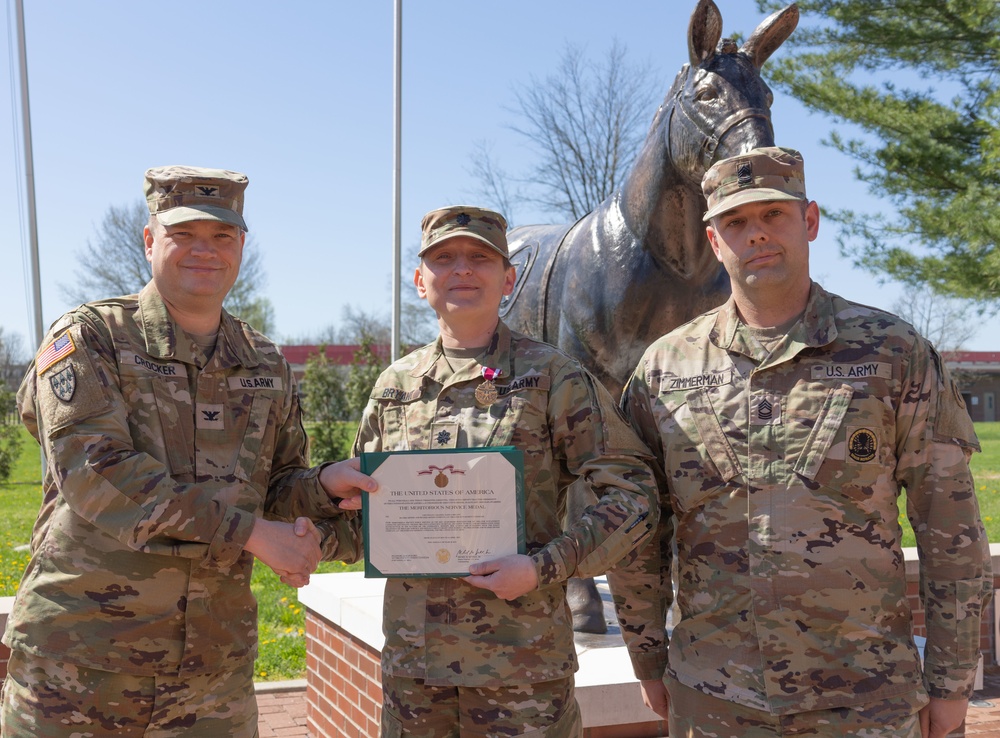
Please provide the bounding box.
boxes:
[299,572,667,736]
[298,547,1000,737]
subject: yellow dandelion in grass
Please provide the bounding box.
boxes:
[285,627,294,634]
[258,671,267,678]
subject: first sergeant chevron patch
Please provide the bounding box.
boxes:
[36,331,77,375]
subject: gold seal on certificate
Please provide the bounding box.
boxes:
[361,447,526,577]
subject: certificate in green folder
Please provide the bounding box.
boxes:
[361,447,526,577]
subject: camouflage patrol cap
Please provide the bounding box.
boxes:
[419,205,508,258]
[144,165,249,231]
[701,146,806,222]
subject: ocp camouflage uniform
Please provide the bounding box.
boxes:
[352,320,657,733]
[5,283,359,679]
[609,282,992,718]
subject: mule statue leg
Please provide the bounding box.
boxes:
[565,478,607,634]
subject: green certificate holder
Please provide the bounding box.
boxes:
[361,447,526,578]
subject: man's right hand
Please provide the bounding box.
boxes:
[639,677,669,719]
[244,516,322,587]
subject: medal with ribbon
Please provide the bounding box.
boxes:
[475,366,501,406]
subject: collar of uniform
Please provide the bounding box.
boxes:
[708,296,742,350]
[409,320,514,381]
[138,282,191,362]
[709,281,838,352]
[215,311,263,369]
[797,281,838,348]
[137,283,262,369]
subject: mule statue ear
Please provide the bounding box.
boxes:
[688,0,723,66]
[741,3,799,69]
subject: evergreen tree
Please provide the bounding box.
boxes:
[0,328,25,483]
[298,335,388,464]
[0,383,23,483]
[757,0,1000,300]
[299,345,352,465]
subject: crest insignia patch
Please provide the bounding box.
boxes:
[50,365,77,402]
[848,428,878,463]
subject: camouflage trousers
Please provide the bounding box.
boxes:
[666,675,923,738]
[380,673,582,737]
[0,650,258,737]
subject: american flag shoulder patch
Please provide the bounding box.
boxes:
[36,331,77,375]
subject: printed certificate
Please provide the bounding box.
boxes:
[361,447,525,577]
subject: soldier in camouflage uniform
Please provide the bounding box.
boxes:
[348,205,658,737]
[608,147,993,737]
[1,166,374,737]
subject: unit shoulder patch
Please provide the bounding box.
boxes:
[49,366,76,402]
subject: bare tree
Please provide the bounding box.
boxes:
[333,296,436,351]
[890,284,987,359]
[471,40,659,223]
[63,200,276,334]
[469,140,519,224]
[0,326,26,369]
[289,240,437,350]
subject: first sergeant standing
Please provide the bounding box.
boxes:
[609,147,992,737]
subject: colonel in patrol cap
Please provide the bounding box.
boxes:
[419,205,508,258]
[701,146,807,222]
[144,165,250,231]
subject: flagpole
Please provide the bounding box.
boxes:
[15,0,43,352]
[390,0,402,362]
[14,0,44,475]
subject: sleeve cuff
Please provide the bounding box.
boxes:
[531,543,573,586]
[205,505,256,567]
[629,647,669,681]
[924,661,982,701]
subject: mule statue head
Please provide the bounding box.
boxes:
[500,1,801,398]
[663,0,799,186]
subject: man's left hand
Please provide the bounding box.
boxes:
[464,554,539,600]
[318,458,378,510]
[919,697,969,738]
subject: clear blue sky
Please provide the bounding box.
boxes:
[2,0,996,355]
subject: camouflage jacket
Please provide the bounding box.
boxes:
[5,283,357,676]
[608,282,992,715]
[352,320,657,687]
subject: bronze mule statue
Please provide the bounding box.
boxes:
[499,0,799,633]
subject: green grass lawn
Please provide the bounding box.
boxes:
[1,423,998,680]
[894,423,1000,548]
[967,421,1000,548]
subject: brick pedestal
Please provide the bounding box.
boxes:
[300,547,1000,738]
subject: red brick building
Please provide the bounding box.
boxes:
[279,346,1000,424]
[949,352,1000,423]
